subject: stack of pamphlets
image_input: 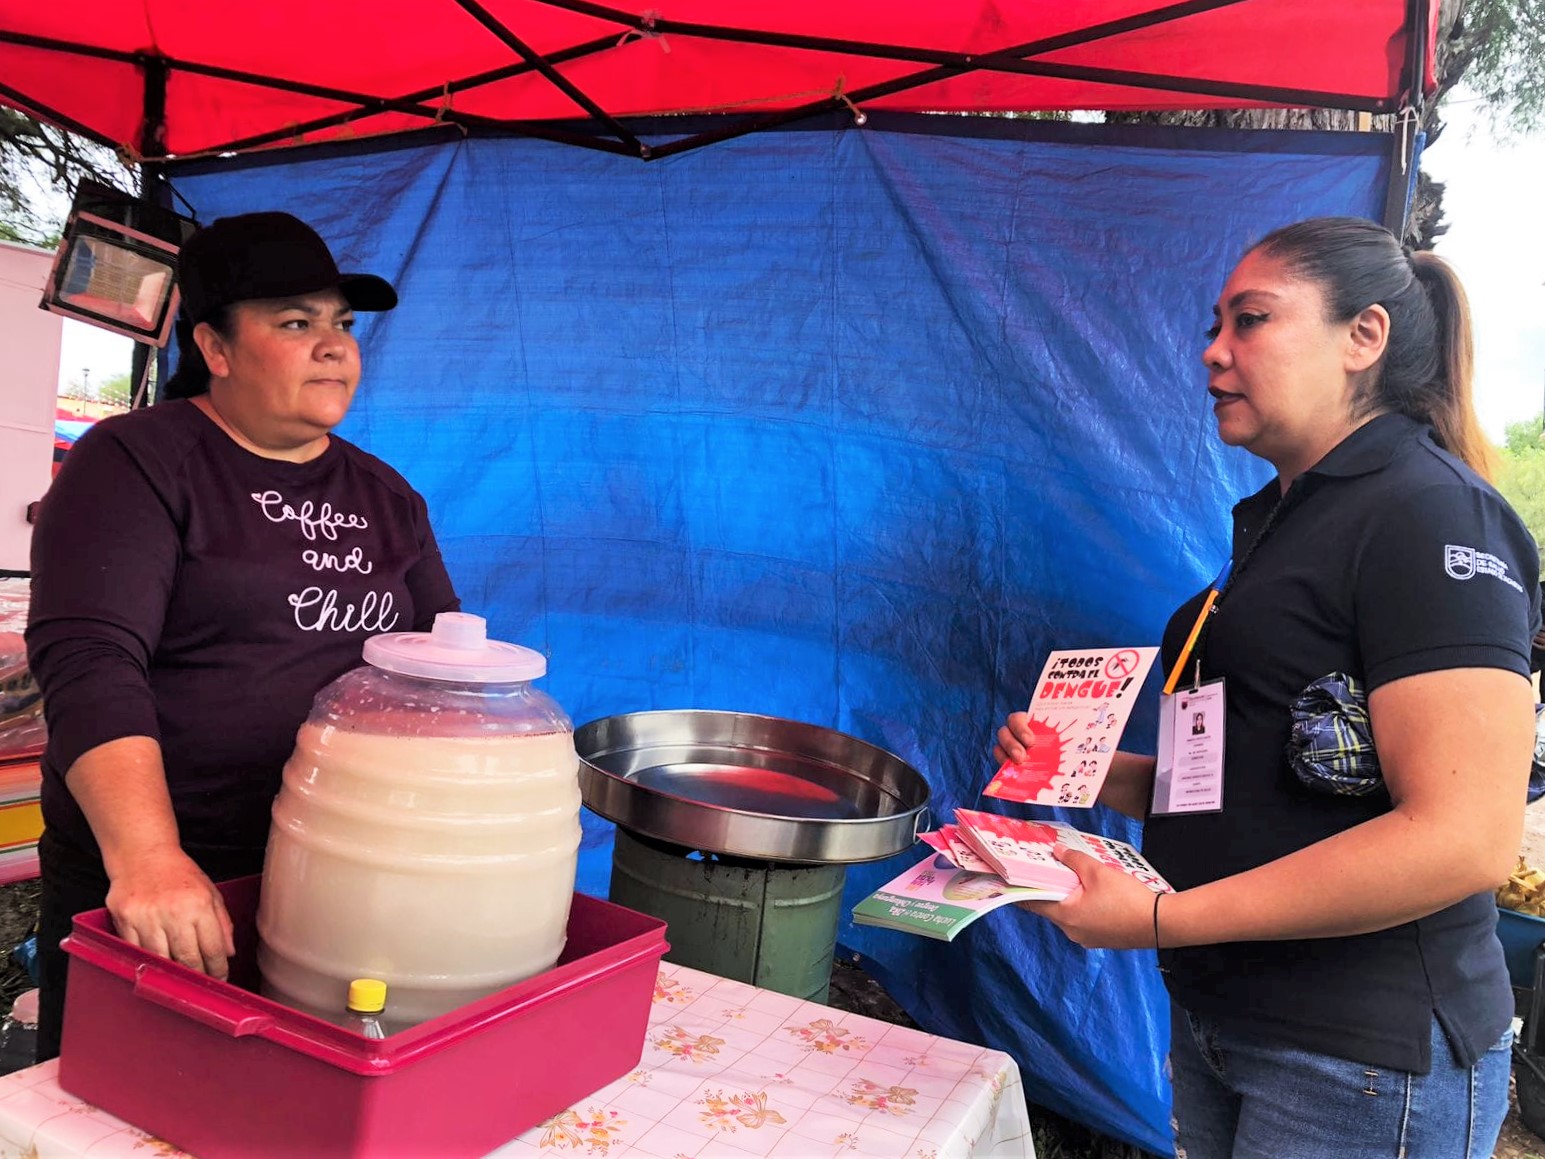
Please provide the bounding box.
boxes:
[850,853,1057,941]
[852,810,1170,941]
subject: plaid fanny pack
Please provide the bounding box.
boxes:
[1286,671,1545,804]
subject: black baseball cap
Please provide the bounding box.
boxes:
[177,211,397,324]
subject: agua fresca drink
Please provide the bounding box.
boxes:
[256,614,581,1029]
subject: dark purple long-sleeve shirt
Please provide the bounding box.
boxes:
[27,400,460,862]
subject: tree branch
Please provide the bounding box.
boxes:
[0,108,134,246]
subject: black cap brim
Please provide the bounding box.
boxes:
[338,273,398,312]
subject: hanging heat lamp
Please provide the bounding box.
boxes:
[39,179,197,346]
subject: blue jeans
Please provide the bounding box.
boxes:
[1168,1003,1512,1159]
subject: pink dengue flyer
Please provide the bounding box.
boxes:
[984,646,1159,807]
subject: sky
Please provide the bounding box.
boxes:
[55,94,1545,438]
[1419,89,1545,440]
[57,322,133,398]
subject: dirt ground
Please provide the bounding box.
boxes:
[1496,1075,1545,1159]
[0,879,37,1013]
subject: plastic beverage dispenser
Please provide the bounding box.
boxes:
[256,612,581,1027]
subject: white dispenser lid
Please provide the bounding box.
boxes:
[362,612,547,683]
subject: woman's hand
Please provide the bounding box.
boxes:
[994,712,1157,819]
[66,735,236,978]
[992,712,1039,766]
[105,846,235,978]
[1017,847,1161,949]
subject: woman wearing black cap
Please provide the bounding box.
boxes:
[26,212,461,1060]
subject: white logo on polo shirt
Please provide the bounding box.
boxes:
[1444,545,1475,579]
[1444,543,1524,592]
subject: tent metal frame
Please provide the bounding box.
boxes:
[0,0,1429,163]
[1379,0,1430,232]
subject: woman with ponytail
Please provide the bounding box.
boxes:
[159,312,229,401]
[997,217,1539,1157]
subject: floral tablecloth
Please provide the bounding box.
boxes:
[0,962,1034,1158]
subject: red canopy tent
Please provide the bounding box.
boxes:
[0,6,1447,1150]
[1,0,1440,161]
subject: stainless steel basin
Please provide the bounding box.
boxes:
[575,710,931,864]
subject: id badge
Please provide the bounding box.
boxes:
[1151,679,1226,815]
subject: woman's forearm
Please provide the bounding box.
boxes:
[65,735,183,878]
[1159,799,1517,947]
[1157,668,1532,947]
[1097,751,1156,819]
[65,735,235,976]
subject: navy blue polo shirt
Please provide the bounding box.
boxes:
[1146,412,1540,1073]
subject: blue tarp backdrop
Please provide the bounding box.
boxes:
[172,117,1390,1152]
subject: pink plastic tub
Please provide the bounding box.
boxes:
[59,875,668,1158]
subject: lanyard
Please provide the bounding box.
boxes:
[1161,559,1230,695]
[1160,491,1290,695]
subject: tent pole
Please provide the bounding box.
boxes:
[452,0,646,156]
[0,77,118,150]
[205,36,622,154]
[647,66,1384,162]
[1380,0,1430,237]
[1378,118,1417,237]
[528,0,1258,67]
[132,58,169,408]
